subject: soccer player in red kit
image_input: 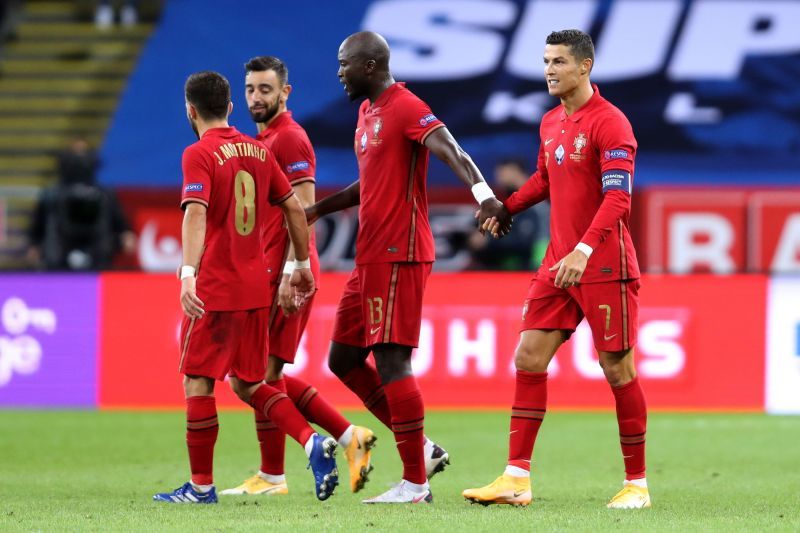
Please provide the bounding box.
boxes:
[221,56,376,497]
[306,32,512,504]
[153,71,339,504]
[463,30,650,509]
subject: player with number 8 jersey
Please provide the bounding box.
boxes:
[154,71,340,506]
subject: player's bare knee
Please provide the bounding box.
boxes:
[327,342,367,378]
[183,375,213,397]
[599,350,635,387]
[227,377,251,402]
[266,355,284,382]
[514,344,550,373]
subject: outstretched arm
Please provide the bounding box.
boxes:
[424,127,512,236]
[305,180,360,225]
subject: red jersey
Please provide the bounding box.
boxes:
[354,82,444,264]
[181,126,294,311]
[256,111,320,285]
[505,85,640,283]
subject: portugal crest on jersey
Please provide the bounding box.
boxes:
[370,118,383,146]
[571,133,587,161]
[360,131,368,152]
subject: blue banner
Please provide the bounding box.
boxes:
[100,0,800,189]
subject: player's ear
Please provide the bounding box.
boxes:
[582,58,593,75]
[283,83,292,103]
[227,100,233,116]
[186,102,197,120]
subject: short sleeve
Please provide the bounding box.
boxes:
[264,150,295,206]
[595,112,637,195]
[272,130,316,184]
[181,145,212,209]
[400,94,446,145]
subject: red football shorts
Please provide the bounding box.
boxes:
[332,262,432,348]
[179,308,269,382]
[521,277,641,352]
[268,289,315,364]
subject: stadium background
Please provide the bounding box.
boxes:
[0,1,799,529]
[1,0,798,413]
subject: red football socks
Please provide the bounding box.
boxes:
[285,375,350,440]
[341,363,393,429]
[612,376,647,480]
[248,383,315,447]
[384,376,426,484]
[255,379,287,476]
[186,395,218,486]
[507,371,548,472]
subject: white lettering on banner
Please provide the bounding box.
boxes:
[664,92,722,124]
[669,1,800,80]
[363,0,517,80]
[505,0,596,79]
[592,0,682,81]
[765,279,800,414]
[0,336,42,386]
[448,319,496,377]
[771,214,800,273]
[364,0,798,83]
[2,297,56,335]
[669,213,735,273]
[483,91,550,124]
[638,321,685,378]
[139,221,182,272]
[411,320,434,376]
[0,297,54,387]
[572,322,605,379]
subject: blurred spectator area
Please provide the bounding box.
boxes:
[1,1,799,274]
[0,0,160,270]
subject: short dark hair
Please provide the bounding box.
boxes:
[184,71,230,120]
[546,29,595,68]
[244,56,289,86]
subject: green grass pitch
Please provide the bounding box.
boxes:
[1,410,798,531]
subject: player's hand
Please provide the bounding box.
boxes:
[549,249,589,289]
[290,267,315,303]
[304,205,319,226]
[180,277,205,318]
[476,198,512,237]
[278,275,300,315]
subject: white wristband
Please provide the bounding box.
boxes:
[471,182,496,204]
[294,258,311,270]
[282,262,295,276]
[180,265,196,279]
[574,242,593,258]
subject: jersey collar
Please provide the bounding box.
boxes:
[370,82,404,110]
[202,126,237,138]
[257,111,292,141]
[559,83,601,123]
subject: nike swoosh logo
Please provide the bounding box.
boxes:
[512,491,526,498]
[412,492,429,503]
[545,138,554,145]
[370,326,381,335]
[509,430,518,435]
[604,333,618,341]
